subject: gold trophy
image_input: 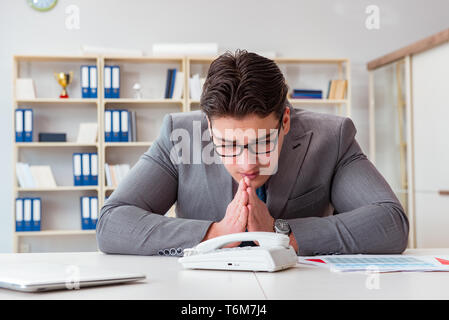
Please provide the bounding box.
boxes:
[54,71,73,98]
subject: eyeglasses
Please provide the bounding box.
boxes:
[209,116,283,157]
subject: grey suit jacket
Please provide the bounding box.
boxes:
[97,107,409,256]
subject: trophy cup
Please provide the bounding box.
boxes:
[54,71,73,98]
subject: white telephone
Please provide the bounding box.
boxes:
[178,232,298,272]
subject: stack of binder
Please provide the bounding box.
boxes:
[80,65,98,98]
[165,68,184,99]
[189,74,205,100]
[104,109,137,142]
[80,196,98,230]
[327,79,348,100]
[16,163,57,188]
[104,163,131,187]
[15,197,41,232]
[15,108,33,142]
[103,65,120,98]
[72,153,98,186]
[291,89,323,99]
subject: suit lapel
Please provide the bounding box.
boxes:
[202,116,233,220]
[203,158,233,220]
[266,110,313,218]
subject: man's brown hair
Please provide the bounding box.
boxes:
[200,50,289,121]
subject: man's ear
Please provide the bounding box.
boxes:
[206,116,213,138]
[282,107,291,135]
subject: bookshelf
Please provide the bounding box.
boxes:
[186,56,216,112]
[185,57,351,116]
[101,56,185,209]
[12,54,351,253]
[12,55,101,253]
[274,58,351,117]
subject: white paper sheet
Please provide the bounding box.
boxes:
[298,254,449,273]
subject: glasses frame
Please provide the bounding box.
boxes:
[209,115,284,158]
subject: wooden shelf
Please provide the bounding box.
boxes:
[17,186,99,192]
[15,230,96,237]
[274,58,349,64]
[104,98,183,104]
[15,142,98,148]
[105,141,153,147]
[187,99,348,106]
[15,98,98,104]
[103,56,184,63]
[187,57,217,63]
[288,99,348,105]
[14,55,98,62]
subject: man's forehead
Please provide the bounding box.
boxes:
[209,113,279,130]
[210,117,279,142]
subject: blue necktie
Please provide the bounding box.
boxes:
[256,184,267,203]
[239,184,266,247]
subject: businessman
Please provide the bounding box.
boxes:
[97,50,409,256]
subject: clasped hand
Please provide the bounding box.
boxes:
[204,177,274,247]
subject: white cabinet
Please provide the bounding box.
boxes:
[370,60,408,211]
[415,192,449,247]
[412,41,449,248]
[412,41,449,192]
[368,29,449,248]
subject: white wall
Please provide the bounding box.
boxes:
[1,0,448,252]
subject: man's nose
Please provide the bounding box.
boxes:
[236,147,258,169]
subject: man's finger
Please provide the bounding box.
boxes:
[239,205,249,224]
[235,179,246,202]
[239,188,249,206]
[244,176,251,188]
[246,187,259,204]
[246,204,254,230]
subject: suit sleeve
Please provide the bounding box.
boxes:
[289,117,409,256]
[96,114,213,255]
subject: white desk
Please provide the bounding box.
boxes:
[0,249,448,299]
[256,248,449,299]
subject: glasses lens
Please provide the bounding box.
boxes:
[215,145,242,157]
[253,140,276,154]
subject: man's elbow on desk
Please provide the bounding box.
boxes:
[95,206,116,254]
[381,202,410,254]
[289,201,409,256]
[95,204,138,255]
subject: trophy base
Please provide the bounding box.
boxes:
[59,94,69,99]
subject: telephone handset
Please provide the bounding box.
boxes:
[178,232,298,272]
[185,232,290,255]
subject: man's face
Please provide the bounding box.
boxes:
[208,108,290,188]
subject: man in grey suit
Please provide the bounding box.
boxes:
[97,50,409,256]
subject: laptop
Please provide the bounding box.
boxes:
[0,262,146,292]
